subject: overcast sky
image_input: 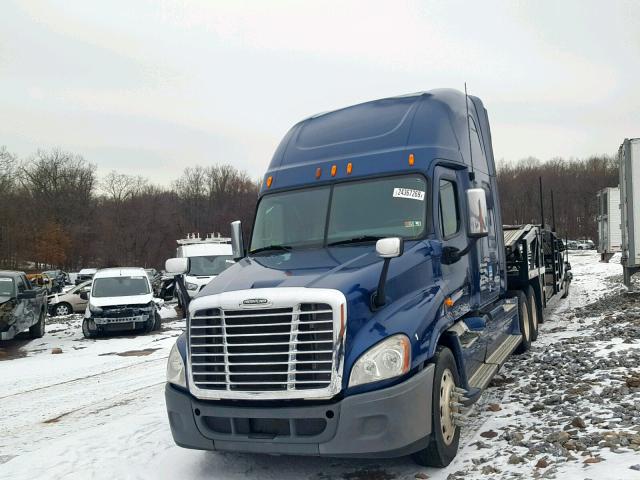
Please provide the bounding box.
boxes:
[1,0,638,184]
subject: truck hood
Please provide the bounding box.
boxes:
[89,293,153,307]
[199,245,384,296]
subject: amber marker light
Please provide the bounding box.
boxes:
[331,165,337,177]
[444,297,454,307]
[408,153,415,166]
[266,176,273,188]
[346,162,353,174]
[315,168,322,179]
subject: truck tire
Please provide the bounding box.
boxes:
[510,290,532,354]
[29,309,46,339]
[561,281,570,299]
[412,346,461,467]
[153,311,162,331]
[526,286,539,342]
[52,302,72,317]
[82,318,98,339]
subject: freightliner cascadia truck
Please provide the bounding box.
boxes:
[163,89,569,466]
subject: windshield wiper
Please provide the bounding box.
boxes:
[327,235,382,247]
[249,245,293,255]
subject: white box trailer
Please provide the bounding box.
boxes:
[597,186,621,262]
[619,138,640,286]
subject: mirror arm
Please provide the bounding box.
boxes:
[442,237,481,265]
[174,274,191,311]
[372,258,391,309]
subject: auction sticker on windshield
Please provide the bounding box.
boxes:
[0,278,12,281]
[393,188,425,201]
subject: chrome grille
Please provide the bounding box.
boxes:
[189,303,336,395]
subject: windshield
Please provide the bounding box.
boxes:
[250,174,427,251]
[92,276,150,298]
[0,277,14,297]
[188,255,234,276]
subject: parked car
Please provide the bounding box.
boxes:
[145,268,163,296]
[26,273,54,295]
[566,240,578,250]
[48,280,91,316]
[81,268,161,338]
[576,240,595,250]
[43,270,69,293]
[75,268,98,286]
[0,270,47,340]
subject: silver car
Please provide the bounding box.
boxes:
[48,281,92,316]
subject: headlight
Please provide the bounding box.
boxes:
[167,342,186,388]
[348,334,411,387]
[185,282,198,291]
[89,304,103,315]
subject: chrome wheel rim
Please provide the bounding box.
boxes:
[56,305,69,315]
[440,368,457,445]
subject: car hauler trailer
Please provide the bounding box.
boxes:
[619,139,640,287]
[163,89,570,467]
[597,186,622,263]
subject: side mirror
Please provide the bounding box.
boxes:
[372,237,404,309]
[165,257,189,276]
[231,220,245,261]
[375,237,404,258]
[79,292,88,301]
[466,188,489,238]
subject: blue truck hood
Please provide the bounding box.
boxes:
[199,245,382,295]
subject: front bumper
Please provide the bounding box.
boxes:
[165,364,435,458]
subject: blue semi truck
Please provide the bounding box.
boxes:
[164,89,570,466]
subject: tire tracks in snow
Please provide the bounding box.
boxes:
[0,356,167,401]
[1,356,169,439]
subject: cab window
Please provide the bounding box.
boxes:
[439,179,460,238]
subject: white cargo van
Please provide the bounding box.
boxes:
[82,267,161,338]
[176,234,233,300]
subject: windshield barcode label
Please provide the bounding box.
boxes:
[393,188,425,201]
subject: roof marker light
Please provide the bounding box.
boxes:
[316,167,322,179]
[331,165,337,177]
[409,153,415,166]
[266,176,273,188]
[346,162,353,174]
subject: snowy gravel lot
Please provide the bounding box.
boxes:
[1,251,639,479]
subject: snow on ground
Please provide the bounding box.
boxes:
[1,252,639,479]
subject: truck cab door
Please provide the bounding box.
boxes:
[433,166,485,375]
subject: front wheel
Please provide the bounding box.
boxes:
[153,311,162,331]
[53,302,72,316]
[82,318,98,338]
[412,347,461,467]
[29,310,45,339]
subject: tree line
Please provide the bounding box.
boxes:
[0,146,619,271]
[496,154,618,241]
[0,147,259,271]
